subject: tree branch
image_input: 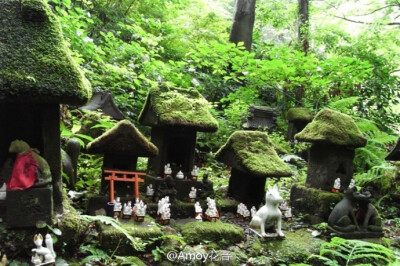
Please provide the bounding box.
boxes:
[352,4,400,16]
[333,15,400,26]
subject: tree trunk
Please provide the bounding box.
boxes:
[298,0,309,53]
[229,0,256,52]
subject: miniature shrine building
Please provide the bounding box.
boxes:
[138,85,218,176]
[386,138,400,161]
[294,108,367,191]
[215,130,292,205]
[0,0,91,225]
[242,105,277,132]
[86,120,158,196]
[287,107,313,141]
[79,90,125,120]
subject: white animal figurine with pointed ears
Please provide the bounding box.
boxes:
[31,233,56,265]
[250,184,284,237]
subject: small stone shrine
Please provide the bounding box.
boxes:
[286,107,313,141]
[385,138,400,206]
[295,109,367,190]
[0,0,91,226]
[86,120,158,196]
[79,90,125,120]
[138,85,218,176]
[242,105,277,132]
[215,131,292,206]
[386,138,400,161]
[290,109,367,221]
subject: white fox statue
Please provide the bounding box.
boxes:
[250,184,284,237]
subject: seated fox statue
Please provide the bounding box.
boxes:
[328,186,382,235]
[250,184,284,237]
[6,140,51,190]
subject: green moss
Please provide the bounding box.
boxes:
[290,184,343,221]
[181,221,244,245]
[58,191,87,254]
[138,84,218,132]
[0,0,91,105]
[100,216,162,254]
[262,229,325,264]
[287,107,313,122]
[87,119,158,156]
[215,131,292,177]
[295,109,366,147]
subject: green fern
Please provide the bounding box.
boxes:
[328,97,360,114]
[78,215,146,252]
[354,118,397,170]
[309,237,396,265]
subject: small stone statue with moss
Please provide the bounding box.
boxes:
[5,140,51,190]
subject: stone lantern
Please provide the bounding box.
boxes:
[215,131,292,206]
[290,109,367,221]
[0,0,91,226]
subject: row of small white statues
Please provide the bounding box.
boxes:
[193,197,220,221]
[164,163,200,178]
[113,197,147,218]
[333,178,355,192]
[146,184,197,201]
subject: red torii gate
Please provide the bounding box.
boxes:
[104,169,145,202]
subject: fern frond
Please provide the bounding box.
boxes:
[78,215,146,251]
[329,97,360,113]
[315,237,396,265]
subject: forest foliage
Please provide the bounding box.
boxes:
[52,0,400,191]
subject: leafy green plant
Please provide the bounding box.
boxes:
[78,215,146,252]
[309,237,396,265]
[75,153,103,193]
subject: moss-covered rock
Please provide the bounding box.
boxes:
[138,84,218,132]
[181,221,244,245]
[99,216,162,255]
[290,184,343,222]
[287,107,313,122]
[215,131,292,177]
[295,109,366,147]
[262,229,325,264]
[57,191,88,255]
[0,0,91,104]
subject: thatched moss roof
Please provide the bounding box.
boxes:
[295,109,367,147]
[215,131,292,177]
[0,0,91,104]
[86,120,158,156]
[287,107,313,122]
[138,85,218,132]
[386,138,400,161]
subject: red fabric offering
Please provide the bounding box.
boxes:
[6,150,38,190]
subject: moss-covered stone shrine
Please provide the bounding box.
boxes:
[0,0,91,226]
[86,119,158,197]
[138,85,218,176]
[286,107,313,141]
[291,109,367,221]
[215,130,292,205]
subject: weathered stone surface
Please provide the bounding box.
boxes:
[290,184,342,222]
[6,186,53,228]
[99,216,162,255]
[306,144,355,190]
[181,221,244,245]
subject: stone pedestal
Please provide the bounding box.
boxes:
[290,184,342,223]
[6,186,53,228]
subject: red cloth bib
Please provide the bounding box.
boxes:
[6,150,38,190]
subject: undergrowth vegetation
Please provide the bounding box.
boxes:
[44,0,400,265]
